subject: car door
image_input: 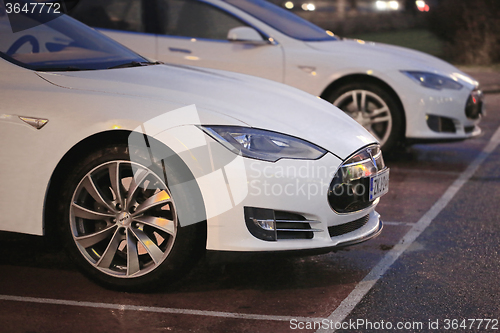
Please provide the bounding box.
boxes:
[154,0,284,82]
[70,0,157,60]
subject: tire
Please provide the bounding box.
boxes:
[57,144,206,292]
[325,82,404,152]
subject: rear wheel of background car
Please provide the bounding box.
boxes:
[325,82,404,152]
[57,144,206,292]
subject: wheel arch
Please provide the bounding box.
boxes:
[43,129,207,240]
[320,74,407,136]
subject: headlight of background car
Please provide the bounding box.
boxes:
[328,145,386,213]
[402,71,463,90]
[200,126,326,162]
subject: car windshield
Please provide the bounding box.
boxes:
[0,9,149,71]
[223,0,337,41]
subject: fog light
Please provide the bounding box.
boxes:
[244,207,277,241]
[254,218,275,231]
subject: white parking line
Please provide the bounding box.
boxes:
[316,125,500,333]
[0,294,325,323]
[382,221,414,226]
[2,132,499,329]
[389,167,461,176]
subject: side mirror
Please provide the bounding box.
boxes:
[227,26,268,44]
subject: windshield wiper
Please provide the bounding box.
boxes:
[35,66,83,72]
[108,61,162,69]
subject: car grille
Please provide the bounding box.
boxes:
[328,214,370,237]
[465,89,483,119]
[328,145,385,214]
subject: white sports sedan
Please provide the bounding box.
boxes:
[0,7,387,291]
[70,0,484,151]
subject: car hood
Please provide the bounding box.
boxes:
[36,64,376,160]
[306,39,478,86]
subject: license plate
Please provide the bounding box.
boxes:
[369,168,390,201]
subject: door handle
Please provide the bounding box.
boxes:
[168,47,192,54]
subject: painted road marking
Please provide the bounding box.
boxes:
[383,221,414,226]
[2,129,499,329]
[389,167,462,176]
[316,125,500,333]
[0,221,409,324]
[0,294,325,322]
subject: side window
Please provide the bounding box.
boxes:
[70,0,144,33]
[158,0,248,40]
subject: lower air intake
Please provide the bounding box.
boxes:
[328,214,370,237]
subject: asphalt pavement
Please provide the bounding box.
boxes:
[338,115,500,333]
[0,72,498,333]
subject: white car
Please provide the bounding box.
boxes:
[70,0,484,151]
[0,8,387,291]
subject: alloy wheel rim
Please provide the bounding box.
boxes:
[70,161,177,278]
[333,90,393,146]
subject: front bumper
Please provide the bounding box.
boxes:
[205,219,383,263]
[398,80,483,141]
[202,149,383,252]
[152,125,383,252]
[158,125,383,252]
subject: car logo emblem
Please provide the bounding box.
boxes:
[367,148,377,172]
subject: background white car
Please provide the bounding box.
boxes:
[0,9,387,290]
[70,0,484,151]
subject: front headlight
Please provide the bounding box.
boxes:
[200,126,326,162]
[402,71,463,90]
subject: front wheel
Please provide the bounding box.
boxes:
[57,144,205,291]
[325,82,404,152]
